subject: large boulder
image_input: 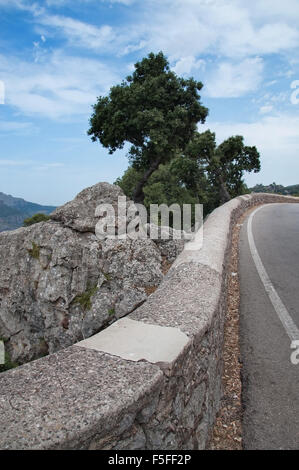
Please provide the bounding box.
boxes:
[0,183,184,365]
[50,182,125,232]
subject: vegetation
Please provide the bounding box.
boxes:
[250,183,299,196]
[73,284,98,311]
[27,242,40,260]
[185,130,260,205]
[0,339,18,373]
[23,213,50,226]
[88,51,208,203]
[90,50,261,217]
[116,131,260,217]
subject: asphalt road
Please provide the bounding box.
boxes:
[239,203,299,450]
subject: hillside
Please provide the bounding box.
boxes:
[0,192,56,232]
[250,183,299,196]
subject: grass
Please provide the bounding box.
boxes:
[27,241,40,260]
[73,284,98,311]
[0,339,18,373]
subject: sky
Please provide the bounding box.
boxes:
[0,0,298,205]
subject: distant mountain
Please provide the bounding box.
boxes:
[0,192,56,232]
[250,183,299,196]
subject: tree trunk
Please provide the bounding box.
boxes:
[218,174,231,205]
[133,158,162,203]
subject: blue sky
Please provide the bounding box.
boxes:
[0,0,298,205]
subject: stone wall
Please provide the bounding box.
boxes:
[0,193,298,450]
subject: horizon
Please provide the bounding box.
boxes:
[0,0,299,206]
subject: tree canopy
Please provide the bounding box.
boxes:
[89,50,261,213]
[185,130,260,204]
[88,51,208,202]
[116,130,261,218]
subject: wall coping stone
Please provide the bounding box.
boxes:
[77,318,190,364]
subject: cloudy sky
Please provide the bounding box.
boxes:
[0,0,298,205]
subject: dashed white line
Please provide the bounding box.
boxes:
[247,204,299,342]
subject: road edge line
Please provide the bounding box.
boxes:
[247,204,299,341]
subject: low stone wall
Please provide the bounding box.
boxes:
[0,193,298,450]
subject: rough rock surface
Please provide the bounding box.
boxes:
[145,225,188,264]
[51,182,124,233]
[0,183,184,364]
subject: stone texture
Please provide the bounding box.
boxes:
[0,183,168,364]
[0,193,298,450]
[77,317,190,364]
[50,182,124,233]
[0,346,163,450]
[145,224,186,264]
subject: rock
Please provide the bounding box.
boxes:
[50,182,124,233]
[0,182,185,364]
[145,224,186,264]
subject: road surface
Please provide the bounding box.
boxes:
[239,203,299,450]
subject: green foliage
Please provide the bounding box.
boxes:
[116,161,211,219]
[116,129,261,216]
[185,130,261,205]
[73,284,98,311]
[24,213,50,227]
[90,49,260,214]
[108,308,115,316]
[250,183,299,196]
[27,242,40,260]
[0,339,18,373]
[115,167,141,200]
[88,51,208,202]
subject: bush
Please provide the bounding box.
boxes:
[23,213,50,227]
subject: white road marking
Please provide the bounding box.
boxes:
[247,204,299,341]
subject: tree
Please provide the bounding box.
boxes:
[186,130,261,205]
[23,213,50,227]
[88,52,208,203]
[115,159,213,222]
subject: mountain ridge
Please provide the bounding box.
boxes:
[250,183,299,195]
[0,192,56,232]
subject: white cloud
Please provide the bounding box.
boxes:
[247,0,299,24]
[34,162,65,171]
[39,14,116,51]
[0,51,120,119]
[0,0,24,7]
[120,40,147,57]
[102,0,136,4]
[0,159,64,172]
[0,121,34,134]
[172,57,205,76]
[205,58,264,98]
[142,0,299,60]
[0,0,298,120]
[45,0,136,5]
[2,0,298,62]
[259,105,273,114]
[202,112,299,185]
[0,0,44,15]
[0,159,35,166]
